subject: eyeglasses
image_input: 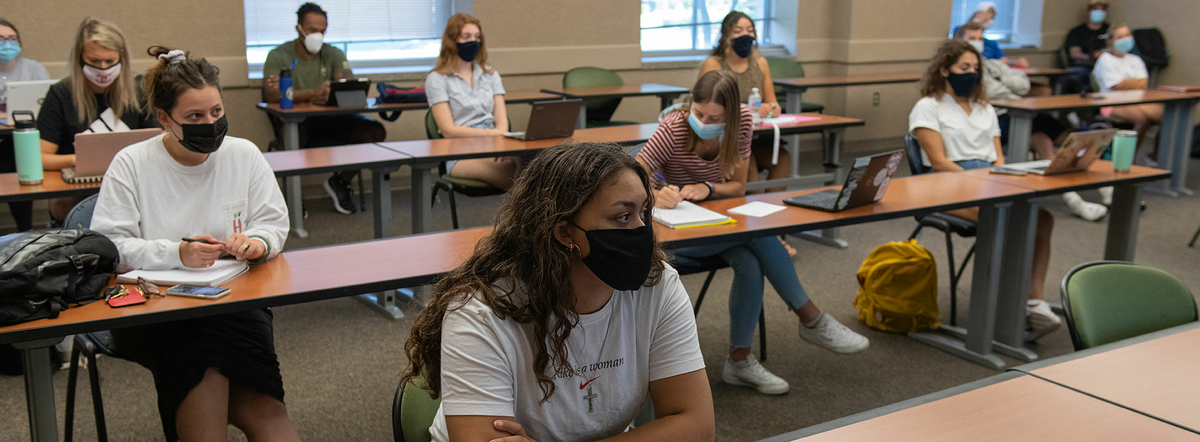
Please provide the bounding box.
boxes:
[0,36,18,43]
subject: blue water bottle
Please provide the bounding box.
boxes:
[11,111,43,186]
[279,69,293,109]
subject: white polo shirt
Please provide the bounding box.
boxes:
[1093,52,1148,93]
[908,93,1001,166]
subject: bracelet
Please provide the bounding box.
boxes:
[703,182,716,200]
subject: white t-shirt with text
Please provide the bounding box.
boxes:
[429,265,704,442]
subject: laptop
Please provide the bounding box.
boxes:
[62,129,161,183]
[503,99,582,141]
[998,129,1117,175]
[783,150,905,212]
[6,79,57,121]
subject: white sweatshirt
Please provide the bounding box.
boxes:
[91,134,289,271]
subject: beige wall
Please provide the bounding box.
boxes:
[8,0,1188,149]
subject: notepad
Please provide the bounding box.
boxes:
[727,201,787,218]
[117,260,248,287]
[652,201,734,229]
[761,114,821,126]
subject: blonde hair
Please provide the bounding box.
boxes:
[680,70,743,181]
[69,17,139,125]
[432,13,492,76]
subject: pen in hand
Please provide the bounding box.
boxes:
[181,237,225,245]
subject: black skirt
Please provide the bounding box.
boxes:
[111,308,285,441]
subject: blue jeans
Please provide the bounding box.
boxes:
[674,236,810,349]
[955,159,992,170]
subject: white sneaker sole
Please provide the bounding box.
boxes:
[722,373,790,395]
[799,333,870,355]
[1026,313,1062,342]
[323,180,354,215]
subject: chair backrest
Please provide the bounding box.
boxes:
[393,376,441,442]
[424,109,443,140]
[1061,261,1198,350]
[64,194,101,229]
[904,133,931,175]
[765,57,805,99]
[1056,46,1070,69]
[1089,73,1101,94]
[563,67,624,122]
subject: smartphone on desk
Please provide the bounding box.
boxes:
[166,285,231,300]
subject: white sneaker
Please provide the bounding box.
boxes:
[798,313,870,354]
[723,355,790,395]
[1063,192,1107,222]
[1098,186,1114,206]
[1026,300,1062,341]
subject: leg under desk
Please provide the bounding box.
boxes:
[282,118,309,239]
[17,338,65,442]
[910,202,1010,370]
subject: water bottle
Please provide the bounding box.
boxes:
[748,87,763,126]
[279,69,294,109]
[11,111,43,186]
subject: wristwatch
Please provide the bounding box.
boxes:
[703,182,716,200]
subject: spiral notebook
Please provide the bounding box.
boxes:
[117,260,248,287]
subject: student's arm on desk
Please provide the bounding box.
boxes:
[89,165,186,271]
[913,128,963,172]
[1111,78,1148,91]
[492,96,509,133]
[39,140,75,170]
[431,103,501,138]
[992,136,1005,166]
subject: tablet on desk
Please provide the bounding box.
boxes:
[326,79,371,108]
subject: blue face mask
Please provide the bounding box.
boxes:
[687,111,724,140]
[1090,9,1106,24]
[1113,37,1135,54]
[0,42,20,64]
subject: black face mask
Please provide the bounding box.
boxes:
[568,222,654,291]
[732,35,755,58]
[457,41,481,62]
[947,72,979,98]
[169,114,228,154]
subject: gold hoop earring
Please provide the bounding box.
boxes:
[567,243,582,259]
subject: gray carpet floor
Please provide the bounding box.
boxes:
[3,144,1199,442]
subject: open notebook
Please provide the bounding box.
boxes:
[652,201,734,229]
[117,260,248,287]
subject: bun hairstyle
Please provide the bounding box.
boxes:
[141,45,221,115]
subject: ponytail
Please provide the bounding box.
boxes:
[141,45,221,115]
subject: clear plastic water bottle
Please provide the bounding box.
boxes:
[748,87,762,126]
[11,111,43,186]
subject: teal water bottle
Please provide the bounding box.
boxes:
[11,111,43,185]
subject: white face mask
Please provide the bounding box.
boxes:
[297,26,324,54]
[967,40,985,53]
[979,19,994,29]
[82,63,120,88]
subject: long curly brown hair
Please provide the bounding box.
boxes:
[919,40,988,105]
[401,142,669,402]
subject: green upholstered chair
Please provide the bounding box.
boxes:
[425,110,507,229]
[562,67,639,127]
[393,375,441,442]
[764,57,825,114]
[1061,261,1198,350]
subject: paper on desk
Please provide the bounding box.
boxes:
[727,201,787,218]
[761,114,821,126]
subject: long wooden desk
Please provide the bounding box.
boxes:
[0,171,101,204]
[773,68,1070,116]
[1015,322,1200,433]
[255,90,563,239]
[539,83,689,129]
[757,372,1198,441]
[992,90,1200,196]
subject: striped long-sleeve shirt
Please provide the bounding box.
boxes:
[636,105,753,187]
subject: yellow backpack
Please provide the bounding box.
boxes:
[854,240,941,333]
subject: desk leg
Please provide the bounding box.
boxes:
[1104,183,1143,261]
[910,202,1008,370]
[281,118,308,239]
[354,168,404,320]
[1152,101,1195,196]
[1051,76,1064,95]
[17,338,64,442]
[576,102,587,129]
[993,198,1040,362]
[1005,112,1033,163]
[797,129,849,249]
[784,88,804,165]
[411,164,435,234]
[660,94,676,110]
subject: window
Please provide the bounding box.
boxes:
[948,0,1017,43]
[640,0,777,55]
[244,0,454,77]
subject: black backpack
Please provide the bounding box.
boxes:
[0,229,120,326]
[1132,28,1169,69]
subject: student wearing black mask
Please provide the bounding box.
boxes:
[425,13,519,189]
[699,11,786,194]
[402,143,714,442]
[909,40,1060,341]
[91,46,295,442]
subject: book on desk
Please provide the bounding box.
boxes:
[652,201,734,229]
